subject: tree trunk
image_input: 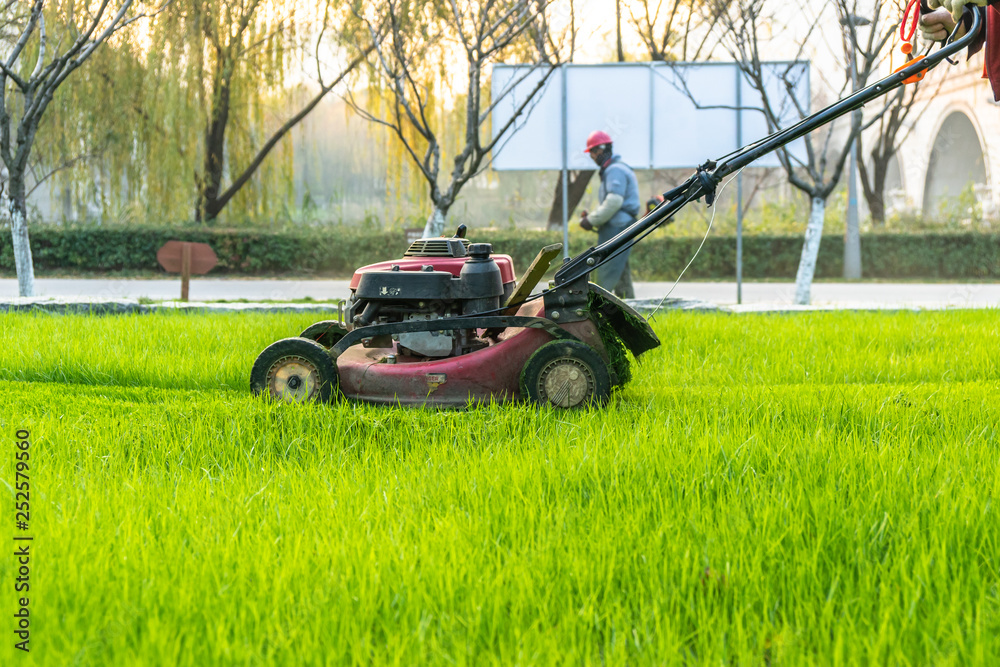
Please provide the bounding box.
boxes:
[794,196,825,305]
[7,174,36,297]
[867,192,886,225]
[547,170,594,230]
[196,70,232,223]
[859,150,890,226]
[870,158,888,226]
[61,183,73,221]
[423,206,448,238]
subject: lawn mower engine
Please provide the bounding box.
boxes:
[347,237,515,359]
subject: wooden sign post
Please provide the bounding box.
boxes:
[157,241,218,301]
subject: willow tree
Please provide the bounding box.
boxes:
[0,1,155,297]
[349,0,570,237]
[133,0,376,223]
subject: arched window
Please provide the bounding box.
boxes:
[922,111,987,214]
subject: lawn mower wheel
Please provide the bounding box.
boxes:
[250,337,339,403]
[520,340,611,408]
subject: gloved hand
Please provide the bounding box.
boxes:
[920,7,958,43]
[579,218,594,232]
[928,0,987,22]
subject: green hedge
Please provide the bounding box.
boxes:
[629,233,1000,280]
[4,225,1000,280]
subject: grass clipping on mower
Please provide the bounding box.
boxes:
[588,290,635,386]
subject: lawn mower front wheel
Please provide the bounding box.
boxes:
[520,340,611,409]
[250,337,339,403]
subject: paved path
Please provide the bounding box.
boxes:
[2,278,1000,308]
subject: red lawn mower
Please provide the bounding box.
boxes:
[250,231,657,408]
[250,10,980,409]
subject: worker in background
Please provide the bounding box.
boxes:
[579,130,640,299]
[920,0,999,101]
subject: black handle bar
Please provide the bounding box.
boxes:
[555,8,983,287]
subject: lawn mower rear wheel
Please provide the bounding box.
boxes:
[520,340,611,409]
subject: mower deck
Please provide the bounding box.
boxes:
[335,298,630,407]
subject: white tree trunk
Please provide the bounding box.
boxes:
[794,196,826,305]
[422,207,447,238]
[1,168,35,297]
[10,205,35,298]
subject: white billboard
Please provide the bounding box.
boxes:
[491,61,810,171]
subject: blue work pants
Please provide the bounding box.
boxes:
[595,216,635,291]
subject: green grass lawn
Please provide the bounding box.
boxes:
[0,310,998,665]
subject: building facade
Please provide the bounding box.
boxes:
[883,35,998,216]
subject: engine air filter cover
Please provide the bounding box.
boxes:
[404,238,471,258]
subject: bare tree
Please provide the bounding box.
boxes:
[0,1,158,297]
[349,0,570,237]
[858,79,939,224]
[628,0,721,62]
[711,0,897,303]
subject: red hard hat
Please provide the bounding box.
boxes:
[584,130,613,153]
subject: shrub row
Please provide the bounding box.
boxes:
[4,225,1000,280]
[630,233,1000,280]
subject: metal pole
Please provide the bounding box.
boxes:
[845,144,861,277]
[561,63,570,261]
[181,242,191,302]
[844,26,863,279]
[845,133,862,278]
[649,64,655,169]
[735,67,743,305]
